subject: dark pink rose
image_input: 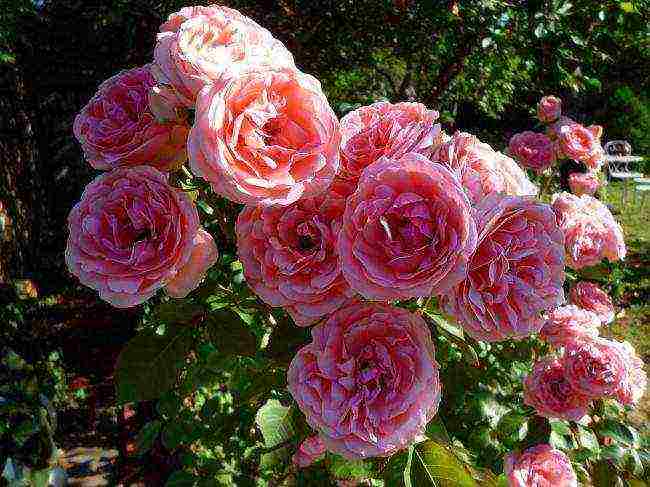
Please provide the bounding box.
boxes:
[508,131,556,173]
[540,304,601,348]
[564,338,628,398]
[236,178,355,326]
[505,444,577,487]
[569,281,615,324]
[568,172,601,196]
[65,166,217,307]
[339,102,441,181]
[287,302,441,459]
[523,357,591,421]
[441,194,565,342]
[292,436,326,468]
[337,152,477,300]
[552,192,626,269]
[537,96,562,123]
[73,65,189,171]
[188,68,341,206]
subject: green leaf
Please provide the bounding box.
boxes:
[497,412,528,443]
[408,440,478,486]
[601,445,625,462]
[592,460,623,487]
[620,2,634,13]
[595,419,639,447]
[115,325,193,403]
[255,399,295,468]
[153,301,203,324]
[165,470,199,487]
[205,309,257,357]
[328,454,373,481]
[382,449,410,487]
[136,420,161,455]
[576,425,599,452]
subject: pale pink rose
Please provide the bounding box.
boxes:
[337,152,477,300]
[339,102,441,181]
[569,281,615,324]
[236,179,355,326]
[73,65,189,171]
[523,357,591,421]
[537,96,562,123]
[568,172,601,196]
[292,436,326,468]
[431,132,539,204]
[553,119,604,170]
[564,337,628,398]
[287,302,441,459]
[552,192,626,269]
[65,166,217,307]
[505,444,577,487]
[540,305,601,348]
[153,5,294,107]
[188,68,340,206]
[611,341,647,406]
[441,194,565,342]
[508,131,556,173]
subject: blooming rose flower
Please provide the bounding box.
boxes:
[188,68,341,206]
[537,96,562,123]
[564,338,628,398]
[568,172,601,196]
[65,166,217,307]
[523,357,591,421]
[508,131,556,173]
[292,436,326,468]
[552,192,626,269]
[73,65,189,171]
[553,119,604,170]
[441,194,565,342]
[431,132,539,204]
[540,305,601,348]
[287,302,441,459]
[153,5,294,106]
[337,152,477,300]
[570,281,615,324]
[505,444,577,487]
[339,102,441,181]
[611,341,647,406]
[236,179,355,326]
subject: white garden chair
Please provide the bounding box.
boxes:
[604,140,643,206]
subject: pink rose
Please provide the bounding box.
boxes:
[431,132,539,204]
[337,152,477,300]
[568,172,601,196]
[553,119,604,170]
[508,131,556,173]
[505,444,577,487]
[552,192,626,269]
[65,166,217,307]
[540,305,601,348]
[441,194,565,342]
[611,341,647,406]
[153,5,294,106]
[292,436,326,468]
[564,338,628,398]
[339,102,441,181]
[569,281,615,324]
[523,357,591,421]
[236,179,355,326]
[287,302,441,459]
[73,65,189,171]
[188,68,341,206]
[537,96,562,123]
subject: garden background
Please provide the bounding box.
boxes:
[1,0,649,485]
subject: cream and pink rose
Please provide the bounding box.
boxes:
[553,119,604,170]
[236,179,355,326]
[189,68,341,206]
[568,172,601,196]
[540,304,601,348]
[337,152,477,300]
[537,96,562,123]
[508,131,556,173]
[65,166,217,307]
[552,192,626,269]
[505,444,577,487]
[441,194,565,342]
[153,5,294,106]
[73,65,189,171]
[339,102,441,181]
[292,436,326,468]
[570,281,615,324]
[287,302,441,459]
[523,357,591,421]
[612,341,647,406]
